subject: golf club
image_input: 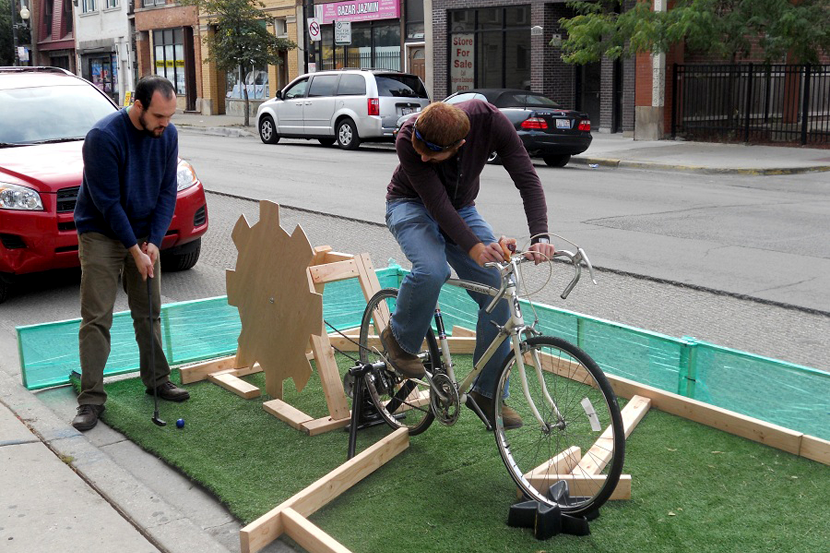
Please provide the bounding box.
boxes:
[147,275,166,427]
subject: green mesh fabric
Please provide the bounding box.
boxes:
[17,266,828,440]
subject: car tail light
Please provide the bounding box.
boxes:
[578,120,591,131]
[367,98,380,116]
[520,117,548,130]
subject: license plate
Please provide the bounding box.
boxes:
[401,107,418,116]
[556,119,571,129]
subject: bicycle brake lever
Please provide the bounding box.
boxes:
[576,247,598,285]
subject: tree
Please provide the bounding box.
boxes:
[185,0,296,126]
[1,0,15,66]
[558,0,830,65]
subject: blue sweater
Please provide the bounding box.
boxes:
[74,108,178,249]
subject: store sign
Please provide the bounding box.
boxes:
[450,34,475,92]
[318,0,400,24]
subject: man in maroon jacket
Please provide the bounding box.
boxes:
[382,100,556,429]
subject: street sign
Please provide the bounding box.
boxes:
[308,18,321,42]
[334,20,352,45]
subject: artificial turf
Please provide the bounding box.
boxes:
[77,355,829,552]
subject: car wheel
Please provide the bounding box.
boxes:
[543,154,571,167]
[336,119,361,150]
[259,115,280,144]
[318,138,336,147]
[161,240,201,272]
[487,152,503,165]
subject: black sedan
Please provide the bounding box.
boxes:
[444,89,592,167]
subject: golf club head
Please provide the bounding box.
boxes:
[152,414,167,427]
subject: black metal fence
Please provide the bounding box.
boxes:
[319,51,401,72]
[671,64,830,146]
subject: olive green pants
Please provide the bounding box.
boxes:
[77,232,170,406]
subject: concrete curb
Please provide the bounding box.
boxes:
[177,124,256,138]
[570,155,830,175]
[0,369,232,553]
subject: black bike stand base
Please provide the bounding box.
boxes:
[346,362,386,460]
[507,481,597,539]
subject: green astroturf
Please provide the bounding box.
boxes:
[77,356,830,553]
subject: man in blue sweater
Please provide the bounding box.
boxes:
[72,76,189,432]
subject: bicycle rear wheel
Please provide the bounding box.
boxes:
[493,336,624,515]
[359,288,437,436]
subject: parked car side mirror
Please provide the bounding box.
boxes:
[275,90,283,100]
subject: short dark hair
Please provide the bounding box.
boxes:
[134,75,175,109]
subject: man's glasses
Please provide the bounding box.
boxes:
[413,124,460,152]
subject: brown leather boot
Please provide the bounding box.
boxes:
[72,404,105,431]
[470,390,523,430]
[146,381,190,402]
[380,325,426,378]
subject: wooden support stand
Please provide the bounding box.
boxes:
[180,246,385,436]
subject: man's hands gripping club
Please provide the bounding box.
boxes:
[130,241,160,280]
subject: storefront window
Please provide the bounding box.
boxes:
[153,29,186,95]
[319,21,400,72]
[226,68,269,100]
[90,54,118,101]
[405,0,424,40]
[448,7,531,93]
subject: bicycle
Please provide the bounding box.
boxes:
[357,239,625,515]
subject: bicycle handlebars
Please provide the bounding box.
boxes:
[484,244,597,300]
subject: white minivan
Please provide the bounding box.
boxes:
[255,69,430,150]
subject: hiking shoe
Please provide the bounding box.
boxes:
[72,404,105,431]
[470,390,523,430]
[380,325,426,378]
[146,381,190,402]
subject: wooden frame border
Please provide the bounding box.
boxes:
[240,428,410,553]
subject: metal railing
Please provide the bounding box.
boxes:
[671,64,830,146]
[319,51,401,72]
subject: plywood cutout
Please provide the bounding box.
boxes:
[226,200,322,398]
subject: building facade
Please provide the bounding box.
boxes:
[32,0,76,70]
[133,0,201,112]
[73,0,136,105]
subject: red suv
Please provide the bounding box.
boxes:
[0,67,208,303]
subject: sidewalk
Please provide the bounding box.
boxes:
[172,111,830,175]
[0,341,292,553]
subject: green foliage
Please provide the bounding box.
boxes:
[560,0,830,65]
[183,0,296,74]
[1,0,16,66]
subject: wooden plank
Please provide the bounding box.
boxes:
[524,446,582,481]
[281,508,351,553]
[302,415,352,436]
[572,395,651,476]
[309,279,350,422]
[240,428,409,553]
[526,473,632,501]
[311,245,333,266]
[330,335,477,354]
[799,435,830,465]
[353,253,384,302]
[321,251,355,264]
[308,260,360,285]
[262,399,313,431]
[606,373,804,455]
[450,326,476,337]
[208,372,261,399]
[179,356,238,384]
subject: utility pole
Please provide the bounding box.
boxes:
[10,0,21,65]
[305,0,316,72]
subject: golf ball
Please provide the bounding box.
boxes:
[176,418,185,429]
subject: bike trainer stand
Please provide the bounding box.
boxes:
[508,481,598,539]
[346,362,386,460]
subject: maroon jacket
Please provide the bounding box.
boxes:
[387,100,548,254]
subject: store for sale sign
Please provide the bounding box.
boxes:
[450,34,474,92]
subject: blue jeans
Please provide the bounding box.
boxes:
[386,199,511,400]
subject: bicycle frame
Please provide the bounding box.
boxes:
[429,255,558,430]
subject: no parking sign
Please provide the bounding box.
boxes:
[308,18,321,42]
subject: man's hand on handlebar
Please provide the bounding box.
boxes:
[526,240,555,266]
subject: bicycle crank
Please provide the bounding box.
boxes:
[429,373,460,425]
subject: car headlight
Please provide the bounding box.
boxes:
[176,159,199,191]
[0,182,44,211]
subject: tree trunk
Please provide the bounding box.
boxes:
[241,64,250,127]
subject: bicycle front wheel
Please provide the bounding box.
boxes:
[494,336,624,515]
[359,288,437,436]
